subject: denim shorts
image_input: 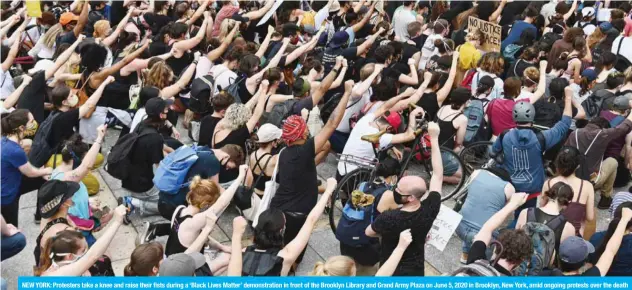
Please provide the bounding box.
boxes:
[442,150,460,176]
[455,221,498,255]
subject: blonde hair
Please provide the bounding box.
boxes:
[478,52,505,76]
[465,28,484,43]
[93,20,111,39]
[309,256,356,276]
[41,24,63,49]
[587,28,606,50]
[224,103,252,130]
[624,66,632,84]
[359,63,376,81]
[523,67,540,86]
[219,19,237,41]
[186,176,221,209]
[145,61,174,89]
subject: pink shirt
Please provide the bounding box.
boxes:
[624,17,632,37]
[212,5,240,37]
[487,98,529,136]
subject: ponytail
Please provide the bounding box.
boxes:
[34,230,84,276]
[308,256,355,276]
[579,76,591,96]
[125,242,164,276]
[1,109,30,137]
[544,182,573,207]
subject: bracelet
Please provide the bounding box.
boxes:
[333,68,340,74]
[193,60,199,65]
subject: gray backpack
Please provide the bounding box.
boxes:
[451,260,504,277]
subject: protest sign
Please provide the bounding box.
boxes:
[26,0,42,18]
[258,0,284,26]
[426,204,462,252]
[468,16,501,52]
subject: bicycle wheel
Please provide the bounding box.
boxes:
[329,168,373,234]
[460,141,493,174]
[415,147,467,202]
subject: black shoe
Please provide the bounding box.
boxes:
[136,221,157,245]
[34,215,41,225]
[598,196,613,210]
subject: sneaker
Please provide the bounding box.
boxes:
[117,196,135,225]
[34,215,41,225]
[136,221,158,245]
[598,196,613,210]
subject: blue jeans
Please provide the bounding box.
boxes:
[456,221,498,257]
[1,232,26,261]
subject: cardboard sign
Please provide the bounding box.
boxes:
[597,8,611,22]
[257,0,284,26]
[426,204,463,252]
[468,16,502,52]
[26,0,42,18]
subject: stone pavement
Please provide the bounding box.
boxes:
[1,124,619,287]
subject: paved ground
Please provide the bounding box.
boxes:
[1,122,619,287]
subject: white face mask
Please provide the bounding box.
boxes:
[66,94,79,107]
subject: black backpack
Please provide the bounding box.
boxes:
[189,75,215,115]
[533,100,561,129]
[539,32,562,52]
[29,111,60,167]
[223,76,245,104]
[261,98,299,127]
[582,92,616,120]
[614,37,632,72]
[105,126,159,180]
[242,246,283,276]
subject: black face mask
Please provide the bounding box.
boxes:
[220,157,231,170]
[393,189,407,205]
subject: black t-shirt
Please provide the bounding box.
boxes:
[149,41,170,57]
[55,31,77,47]
[322,47,358,74]
[151,14,172,35]
[270,138,318,214]
[166,51,193,76]
[355,24,374,40]
[214,126,251,183]
[17,71,47,123]
[351,56,369,82]
[48,109,80,149]
[418,92,440,121]
[371,191,441,276]
[538,266,601,276]
[122,125,164,192]
[382,64,404,81]
[507,59,536,78]
[467,241,513,276]
[198,115,222,147]
[499,2,529,26]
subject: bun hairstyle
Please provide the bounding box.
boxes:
[1,109,30,136]
[34,230,85,276]
[124,242,164,276]
[186,176,221,210]
[253,208,285,249]
[554,146,581,177]
[522,67,540,87]
[544,182,573,207]
[61,134,89,163]
[309,256,356,276]
[519,46,539,61]
[434,38,454,54]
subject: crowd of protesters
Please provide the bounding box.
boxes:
[2,0,632,282]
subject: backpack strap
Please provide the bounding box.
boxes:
[36,218,70,247]
[545,214,566,231]
[170,205,187,227]
[526,207,536,223]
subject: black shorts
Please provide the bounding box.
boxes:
[339,242,381,266]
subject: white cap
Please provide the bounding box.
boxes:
[329,0,341,12]
[256,123,282,143]
[28,59,54,75]
[582,7,595,18]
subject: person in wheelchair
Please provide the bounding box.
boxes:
[336,77,425,182]
[491,85,573,223]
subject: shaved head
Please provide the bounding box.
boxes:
[399,176,427,199]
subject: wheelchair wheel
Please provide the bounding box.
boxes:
[460,141,494,175]
[329,168,373,234]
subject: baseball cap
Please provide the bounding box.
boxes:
[582,7,596,18]
[329,0,341,12]
[29,59,55,75]
[581,69,598,82]
[256,124,283,143]
[282,23,300,37]
[158,253,206,276]
[599,22,613,32]
[145,97,167,119]
[612,96,631,111]
[38,180,80,219]
[380,111,403,133]
[59,12,79,26]
[329,31,350,48]
[559,236,595,264]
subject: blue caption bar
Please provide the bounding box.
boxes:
[16,277,632,290]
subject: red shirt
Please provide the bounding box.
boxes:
[487,98,529,136]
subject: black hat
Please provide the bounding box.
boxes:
[38,180,80,219]
[282,23,301,37]
[145,97,167,119]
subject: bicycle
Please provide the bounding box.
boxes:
[328,111,466,233]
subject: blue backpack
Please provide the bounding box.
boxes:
[153,146,199,194]
[335,183,388,247]
[513,208,565,276]
[464,98,491,144]
[503,44,522,64]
